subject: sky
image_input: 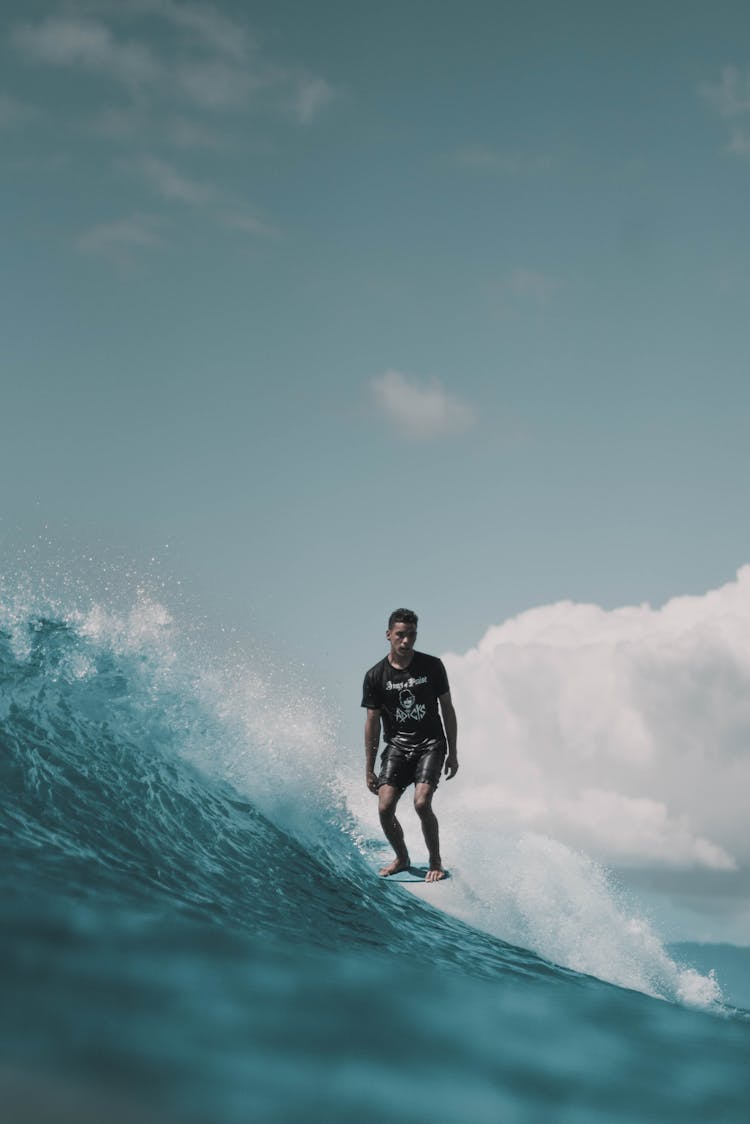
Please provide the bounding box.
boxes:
[3,0,750,943]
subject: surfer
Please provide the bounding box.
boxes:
[362,608,459,882]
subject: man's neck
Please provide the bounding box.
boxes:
[388,651,415,670]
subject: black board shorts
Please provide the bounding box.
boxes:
[378,741,446,791]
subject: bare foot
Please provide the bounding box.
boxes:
[379,856,410,877]
[425,866,446,883]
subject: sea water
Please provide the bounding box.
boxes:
[1,595,748,1123]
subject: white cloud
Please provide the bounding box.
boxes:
[727,127,750,157]
[0,93,36,128]
[369,369,476,440]
[127,154,215,204]
[37,0,253,61]
[12,15,160,90]
[75,213,161,265]
[145,0,253,61]
[551,789,735,870]
[164,115,229,149]
[453,146,552,174]
[9,3,332,254]
[288,75,336,125]
[175,57,259,110]
[90,104,144,139]
[91,106,229,148]
[220,212,280,238]
[12,6,334,121]
[700,65,750,118]
[442,567,750,874]
[700,65,750,160]
[491,269,561,313]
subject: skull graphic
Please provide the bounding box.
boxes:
[399,687,416,714]
[396,687,426,723]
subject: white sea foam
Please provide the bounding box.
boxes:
[344,569,750,1008]
[77,598,354,864]
[346,787,724,1007]
[440,829,723,1006]
[0,580,350,864]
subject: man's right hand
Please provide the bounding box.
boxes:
[366,770,379,794]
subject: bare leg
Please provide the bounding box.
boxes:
[414,782,445,881]
[377,784,410,875]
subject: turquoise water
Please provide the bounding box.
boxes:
[1,603,748,1123]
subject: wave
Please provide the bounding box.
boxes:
[0,599,555,984]
[3,592,750,1124]
[0,594,725,1008]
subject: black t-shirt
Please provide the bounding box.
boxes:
[361,651,450,751]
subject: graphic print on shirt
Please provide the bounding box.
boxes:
[396,687,426,723]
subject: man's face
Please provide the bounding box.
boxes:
[387,621,417,659]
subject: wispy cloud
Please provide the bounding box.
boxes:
[12,15,160,90]
[126,154,216,205]
[489,269,562,315]
[700,65,750,118]
[219,212,281,239]
[288,74,336,125]
[9,3,335,260]
[369,369,476,440]
[144,0,253,62]
[164,115,230,149]
[12,5,336,122]
[700,65,750,158]
[728,128,750,157]
[0,92,36,128]
[453,145,552,174]
[91,105,230,149]
[117,152,280,243]
[175,57,260,110]
[75,212,162,266]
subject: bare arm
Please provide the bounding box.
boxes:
[439,691,459,779]
[364,708,381,793]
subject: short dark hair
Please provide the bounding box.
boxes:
[388,608,418,630]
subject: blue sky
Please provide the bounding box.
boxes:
[4,0,750,664]
[4,2,750,938]
[4,2,750,662]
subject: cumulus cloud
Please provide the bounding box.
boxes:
[369,369,476,440]
[443,568,750,874]
[551,790,735,870]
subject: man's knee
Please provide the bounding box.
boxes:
[413,787,435,817]
[378,787,401,818]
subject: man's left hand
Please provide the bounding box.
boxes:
[444,754,459,780]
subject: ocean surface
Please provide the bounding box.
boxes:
[1,598,748,1124]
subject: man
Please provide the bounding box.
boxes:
[361,608,458,882]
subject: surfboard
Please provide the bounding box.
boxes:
[373,864,451,883]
